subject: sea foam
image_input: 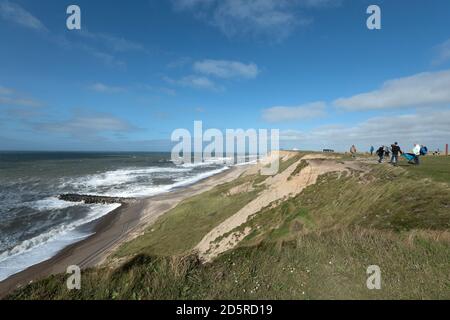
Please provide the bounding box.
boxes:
[0,203,121,281]
[0,163,230,282]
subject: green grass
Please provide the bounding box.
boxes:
[400,156,450,184]
[116,173,266,258]
[295,166,450,232]
[113,152,309,258]
[7,153,450,300]
[288,160,309,180]
[278,152,305,173]
[8,229,449,300]
[218,165,449,248]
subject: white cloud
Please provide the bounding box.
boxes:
[164,75,223,91]
[172,0,213,10]
[77,29,146,53]
[0,0,47,32]
[212,0,303,40]
[88,49,126,70]
[139,85,177,96]
[334,69,450,111]
[262,101,326,123]
[0,96,42,107]
[280,110,450,151]
[433,39,450,65]
[193,59,259,79]
[0,86,42,108]
[0,85,13,95]
[172,0,340,41]
[0,86,44,121]
[89,83,126,93]
[300,0,342,8]
[165,59,258,92]
[0,2,135,69]
[168,57,192,69]
[36,112,138,138]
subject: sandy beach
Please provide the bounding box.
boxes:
[0,165,248,298]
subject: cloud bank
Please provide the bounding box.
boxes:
[262,102,326,123]
[281,110,450,151]
[433,39,450,65]
[0,0,47,32]
[172,0,340,41]
[194,60,259,79]
[334,69,450,111]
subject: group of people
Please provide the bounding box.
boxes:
[371,143,427,166]
[351,143,428,166]
[373,143,402,166]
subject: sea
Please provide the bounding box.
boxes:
[0,151,237,281]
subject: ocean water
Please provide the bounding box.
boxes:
[0,152,232,281]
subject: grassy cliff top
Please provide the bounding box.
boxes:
[7,154,450,300]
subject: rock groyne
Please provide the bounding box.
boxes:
[58,194,134,205]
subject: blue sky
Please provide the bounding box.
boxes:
[0,0,449,151]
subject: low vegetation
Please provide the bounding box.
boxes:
[7,154,450,300]
[116,173,265,258]
[288,160,309,180]
[9,229,449,300]
[401,156,450,184]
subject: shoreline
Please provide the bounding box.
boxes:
[0,165,249,298]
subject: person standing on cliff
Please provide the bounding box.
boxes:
[390,142,402,166]
[376,146,385,163]
[412,143,421,165]
[350,145,357,158]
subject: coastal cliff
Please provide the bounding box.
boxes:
[5,152,450,300]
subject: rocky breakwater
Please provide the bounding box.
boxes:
[58,194,135,204]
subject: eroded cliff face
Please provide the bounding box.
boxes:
[195,153,366,262]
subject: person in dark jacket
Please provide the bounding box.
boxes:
[376,146,385,163]
[390,142,402,166]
